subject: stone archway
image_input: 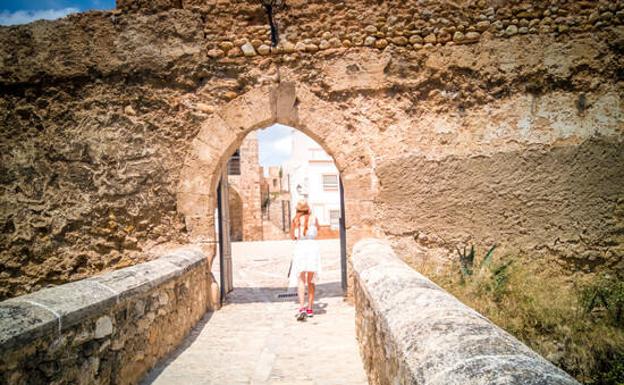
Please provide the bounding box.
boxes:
[177,82,381,289]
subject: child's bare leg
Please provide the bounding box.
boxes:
[297,272,306,308]
[306,272,315,309]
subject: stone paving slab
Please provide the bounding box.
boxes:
[141,240,368,385]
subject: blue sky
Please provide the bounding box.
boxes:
[257,124,294,167]
[0,0,114,12]
[258,124,320,169]
[0,0,114,25]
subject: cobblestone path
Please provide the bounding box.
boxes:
[141,240,368,385]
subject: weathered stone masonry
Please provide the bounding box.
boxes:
[120,0,624,57]
[0,247,211,385]
[352,239,580,385]
[0,0,622,299]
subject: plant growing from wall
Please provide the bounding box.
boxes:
[257,0,286,47]
[457,245,476,277]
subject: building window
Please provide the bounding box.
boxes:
[329,209,340,230]
[273,179,277,187]
[228,149,241,175]
[322,174,338,191]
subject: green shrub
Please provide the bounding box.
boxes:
[423,248,624,385]
[580,277,624,327]
[455,244,511,300]
[456,244,496,277]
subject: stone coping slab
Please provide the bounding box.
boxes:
[0,301,58,352]
[0,247,205,351]
[352,238,580,385]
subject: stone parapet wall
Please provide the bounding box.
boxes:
[0,248,211,385]
[352,238,580,385]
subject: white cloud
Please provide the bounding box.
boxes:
[0,8,79,26]
[272,136,292,155]
[258,124,294,167]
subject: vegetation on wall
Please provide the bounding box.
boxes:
[424,246,624,385]
[257,0,286,47]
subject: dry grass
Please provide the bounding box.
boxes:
[421,253,624,385]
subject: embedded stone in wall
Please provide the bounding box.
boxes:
[257,44,271,55]
[208,48,225,58]
[282,41,296,53]
[241,42,257,57]
[94,316,113,339]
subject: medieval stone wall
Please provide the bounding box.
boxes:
[0,0,622,299]
[379,138,624,273]
[122,0,624,58]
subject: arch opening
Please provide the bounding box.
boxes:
[212,124,347,303]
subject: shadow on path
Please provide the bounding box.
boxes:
[225,281,344,304]
[140,281,343,384]
[139,312,214,385]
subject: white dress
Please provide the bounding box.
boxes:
[288,215,322,287]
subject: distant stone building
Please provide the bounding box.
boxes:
[265,166,283,194]
[227,132,263,242]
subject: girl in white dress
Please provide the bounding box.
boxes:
[289,200,321,321]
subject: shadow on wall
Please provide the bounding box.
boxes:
[229,187,243,242]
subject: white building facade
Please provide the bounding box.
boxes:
[282,130,341,230]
